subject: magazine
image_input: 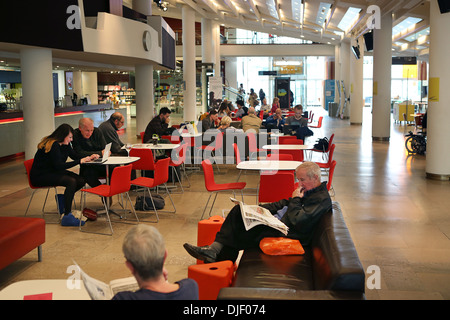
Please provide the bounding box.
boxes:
[230,198,289,235]
[73,261,138,300]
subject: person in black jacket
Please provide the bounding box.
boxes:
[30,124,98,223]
[184,161,332,263]
[143,107,172,143]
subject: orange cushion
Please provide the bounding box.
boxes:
[259,237,305,256]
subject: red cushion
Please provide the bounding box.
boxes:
[0,217,45,270]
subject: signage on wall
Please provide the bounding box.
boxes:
[0,0,83,52]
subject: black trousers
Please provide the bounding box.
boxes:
[214,205,284,262]
[31,171,85,214]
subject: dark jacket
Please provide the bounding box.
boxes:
[144,116,169,143]
[261,182,332,245]
[30,142,81,182]
[98,119,127,156]
[72,128,107,157]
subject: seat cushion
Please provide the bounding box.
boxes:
[0,217,45,270]
[232,248,314,290]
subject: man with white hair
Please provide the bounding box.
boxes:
[184,162,332,263]
[240,106,262,133]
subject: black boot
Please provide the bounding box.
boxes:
[183,243,219,263]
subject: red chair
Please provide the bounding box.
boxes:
[233,143,244,182]
[131,158,176,222]
[130,148,155,173]
[169,143,191,192]
[327,160,337,195]
[196,131,224,171]
[201,159,246,220]
[247,132,266,160]
[308,112,314,124]
[80,164,138,235]
[315,144,335,170]
[278,136,298,144]
[310,116,323,128]
[258,171,295,204]
[24,159,61,220]
[140,132,145,143]
[266,154,293,161]
[278,139,304,162]
[161,135,181,144]
[311,133,334,161]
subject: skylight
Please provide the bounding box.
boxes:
[337,7,361,32]
[316,2,331,27]
[404,27,429,42]
[392,17,422,37]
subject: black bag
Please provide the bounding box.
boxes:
[135,194,165,211]
[314,137,329,152]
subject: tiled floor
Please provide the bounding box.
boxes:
[1,107,450,300]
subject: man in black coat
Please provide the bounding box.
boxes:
[184,162,332,263]
[143,107,172,143]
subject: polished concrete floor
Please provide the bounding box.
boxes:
[1,107,449,300]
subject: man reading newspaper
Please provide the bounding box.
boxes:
[184,162,332,263]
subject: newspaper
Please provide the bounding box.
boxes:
[73,261,138,300]
[230,198,289,235]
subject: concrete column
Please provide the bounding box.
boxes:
[334,44,341,105]
[213,21,221,78]
[349,36,364,124]
[339,40,350,118]
[372,13,392,141]
[182,5,196,121]
[425,0,450,180]
[20,47,55,160]
[135,64,154,137]
[202,18,214,112]
[132,0,151,16]
[82,72,99,105]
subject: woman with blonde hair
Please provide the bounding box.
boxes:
[271,97,280,113]
[30,124,98,226]
[217,116,242,133]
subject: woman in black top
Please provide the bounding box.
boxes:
[30,124,98,217]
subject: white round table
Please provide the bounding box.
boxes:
[262,144,314,150]
[236,160,302,171]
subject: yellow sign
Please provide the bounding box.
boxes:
[429,77,439,102]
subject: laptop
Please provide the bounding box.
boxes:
[283,125,300,135]
[92,143,112,163]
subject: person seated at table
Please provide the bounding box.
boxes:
[285,104,308,127]
[183,161,332,263]
[265,107,285,131]
[234,100,248,118]
[259,98,271,118]
[72,118,108,188]
[200,109,219,133]
[113,225,199,300]
[143,107,172,143]
[30,124,99,226]
[240,107,262,133]
[217,116,243,133]
[217,101,231,117]
[98,112,127,156]
[270,97,280,114]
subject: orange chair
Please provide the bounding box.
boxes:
[201,159,246,220]
[188,260,234,300]
[169,143,191,192]
[197,131,224,171]
[24,159,60,221]
[80,164,138,235]
[310,116,323,128]
[247,132,266,160]
[197,215,225,264]
[131,157,176,222]
[257,171,295,204]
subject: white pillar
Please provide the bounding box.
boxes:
[182,5,196,121]
[349,37,364,124]
[20,48,55,160]
[213,21,221,78]
[339,40,350,118]
[135,64,154,136]
[334,44,341,106]
[82,72,99,105]
[372,13,392,141]
[425,0,450,180]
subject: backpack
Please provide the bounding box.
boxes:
[135,194,165,211]
[314,137,329,152]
